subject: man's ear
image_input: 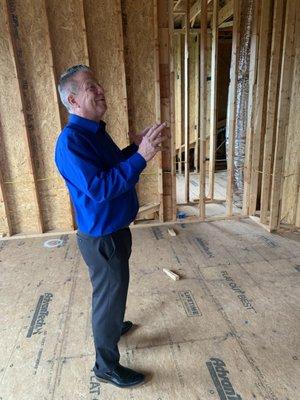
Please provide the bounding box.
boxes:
[68,94,78,109]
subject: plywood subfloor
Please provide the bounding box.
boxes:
[0,219,299,399]
[176,171,241,217]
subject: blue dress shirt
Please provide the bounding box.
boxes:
[55,114,146,237]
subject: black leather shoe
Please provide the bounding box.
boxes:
[121,320,133,336]
[95,364,145,388]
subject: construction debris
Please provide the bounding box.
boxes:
[163,268,180,281]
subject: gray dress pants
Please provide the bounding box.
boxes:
[76,227,132,374]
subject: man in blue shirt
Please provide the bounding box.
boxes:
[55,65,168,388]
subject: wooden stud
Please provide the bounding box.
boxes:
[260,0,285,224]
[156,0,176,221]
[174,34,183,175]
[169,0,177,221]
[226,0,241,216]
[270,0,296,231]
[184,0,190,203]
[194,34,200,173]
[154,0,162,220]
[199,0,208,220]
[248,0,273,216]
[208,0,218,200]
[242,0,260,215]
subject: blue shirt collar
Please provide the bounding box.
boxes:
[68,114,106,134]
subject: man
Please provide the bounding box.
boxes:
[55,65,168,388]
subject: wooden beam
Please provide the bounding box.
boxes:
[174,28,207,34]
[219,21,233,29]
[226,0,241,216]
[243,0,259,215]
[174,0,184,11]
[174,34,183,174]
[190,0,213,22]
[208,0,218,199]
[157,0,176,221]
[260,0,285,224]
[154,0,164,221]
[218,0,233,26]
[248,0,273,216]
[184,0,190,203]
[270,0,296,231]
[199,0,208,220]
[194,34,200,173]
[169,0,177,221]
[137,202,160,218]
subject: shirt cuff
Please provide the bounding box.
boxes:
[130,143,139,152]
[128,152,147,172]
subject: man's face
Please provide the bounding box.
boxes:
[68,71,107,121]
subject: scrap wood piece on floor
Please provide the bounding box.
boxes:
[168,228,177,237]
[163,268,180,281]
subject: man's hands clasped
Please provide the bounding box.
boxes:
[136,122,169,162]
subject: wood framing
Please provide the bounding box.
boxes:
[281,3,300,227]
[1,0,300,235]
[169,0,177,221]
[208,0,218,200]
[269,0,296,231]
[157,0,176,221]
[218,0,233,26]
[190,0,213,22]
[248,0,273,216]
[260,0,285,224]
[226,0,241,216]
[242,0,260,215]
[174,33,183,174]
[184,0,190,203]
[194,34,200,173]
[198,0,208,220]
[154,0,164,221]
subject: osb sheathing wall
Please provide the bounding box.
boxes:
[281,8,300,226]
[0,0,172,236]
[122,0,159,206]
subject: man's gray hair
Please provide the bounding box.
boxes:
[58,64,91,111]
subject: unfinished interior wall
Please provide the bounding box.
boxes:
[0,0,299,236]
[1,0,73,235]
[0,0,173,237]
[243,0,300,230]
[281,6,300,226]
